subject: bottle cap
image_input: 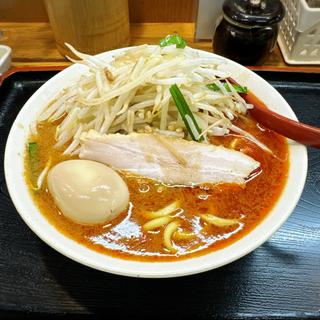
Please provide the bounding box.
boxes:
[223,0,285,26]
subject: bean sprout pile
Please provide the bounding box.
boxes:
[38,42,262,155]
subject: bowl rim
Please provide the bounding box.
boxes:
[4,46,308,278]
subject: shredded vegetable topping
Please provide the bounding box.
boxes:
[207,82,248,94]
[38,42,268,155]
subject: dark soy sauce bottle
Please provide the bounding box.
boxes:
[213,0,285,65]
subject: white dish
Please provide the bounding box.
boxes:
[4,46,308,278]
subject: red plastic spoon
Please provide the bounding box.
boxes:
[229,78,320,148]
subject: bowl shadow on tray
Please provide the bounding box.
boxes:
[38,239,298,318]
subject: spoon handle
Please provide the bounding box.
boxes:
[245,94,320,149]
[228,78,320,148]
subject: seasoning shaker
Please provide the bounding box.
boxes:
[213,0,285,65]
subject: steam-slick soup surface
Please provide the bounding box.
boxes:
[25,113,288,262]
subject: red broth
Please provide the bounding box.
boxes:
[25,99,289,262]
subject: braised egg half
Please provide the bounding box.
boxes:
[47,160,129,224]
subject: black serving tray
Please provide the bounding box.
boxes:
[0,70,319,319]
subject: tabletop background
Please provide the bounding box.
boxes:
[0,0,320,318]
[0,70,319,319]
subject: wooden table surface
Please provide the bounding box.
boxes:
[0,22,320,319]
[1,22,320,72]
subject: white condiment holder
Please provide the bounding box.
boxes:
[278,0,320,64]
[0,45,12,75]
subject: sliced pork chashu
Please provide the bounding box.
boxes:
[79,130,260,186]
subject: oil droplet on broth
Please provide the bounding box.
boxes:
[198,194,210,200]
[139,184,150,193]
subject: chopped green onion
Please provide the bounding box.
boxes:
[28,142,39,184]
[207,82,248,94]
[159,34,187,49]
[169,84,203,141]
[28,142,38,165]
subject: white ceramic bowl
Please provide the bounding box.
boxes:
[4,47,308,278]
